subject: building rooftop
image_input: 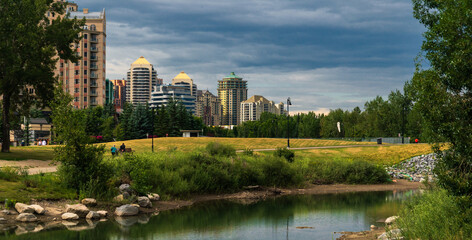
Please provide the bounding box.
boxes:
[69,9,105,19]
[173,71,192,81]
[224,72,242,79]
[242,95,273,104]
[132,56,151,65]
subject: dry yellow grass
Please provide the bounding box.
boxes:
[103,137,374,153]
[296,143,435,165]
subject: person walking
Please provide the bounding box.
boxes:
[111,145,118,156]
[119,143,126,154]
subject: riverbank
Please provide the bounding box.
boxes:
[0,179,422,235]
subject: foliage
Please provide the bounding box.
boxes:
[274,147,295,163]
[205,142,236,157]
[397,189,472,239]
[410,0,472,197]
[0,166,20,181]
[50,87,112,197]
[0,0,83,152]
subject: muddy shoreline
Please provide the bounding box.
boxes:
[0,180,422,237]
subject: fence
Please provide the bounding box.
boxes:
[362,137,410,144]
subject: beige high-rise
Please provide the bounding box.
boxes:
[52,1,107,109]
[171,71,197,96]
[217,72,248,126]
[240,95,284,123]
[196,90,221,126]
[126,57,160,105]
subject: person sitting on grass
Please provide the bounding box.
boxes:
[111,145,117,156]
[119,143,126,154]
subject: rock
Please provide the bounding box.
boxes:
[86,211,100,219]
[114,194,125,202]
[115,216,139,227]
[65,204,90,218]
[62,213,79,220]
[122,192,131,199]
[370,225,377,230]
[115,204,139,216]
[52,218,57,221]
[81,198,97,206]
[138,196,152,208]
[15,203,35,214]
[44,207,63,216]
[97,210,108,218]
[1,210,15,215]
[30,204,45,215]
[119,184,132,194]
[385,216,399,225]
[0,218,6,222]
[378,229,402,240]
[16,213,38,222]
[147,193,160,201]
[62,220,79,227]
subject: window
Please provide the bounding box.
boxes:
[84,70,87,75]
[84,34,87,39]
[60,72,63,76]
[84,61,87,66]
[84,52,87,57]
[74,88,79,93]
[90,25,96,31]
[74,97,79,102]
[84,97,87,102]
[52,12,55,18]
[84,43,87,48]
[84,88,87,93]
[29,89,34,94]
[84,25,88,30]
[75,79,79,84]
[75,70,79,75]
[60,63,63,67]
[84,79,87,84]
[75,62,79,66]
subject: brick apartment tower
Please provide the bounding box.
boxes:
[111,79,126,113]
[196,90,221,126]
[52,1,106,109]
[217,72,248,126]
[126,57,161,105]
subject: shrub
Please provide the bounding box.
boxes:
[243,148,254,156]
[205,142,236,157]
[0,167,19,181]
[397,189,472,239]
[274,147,295,163]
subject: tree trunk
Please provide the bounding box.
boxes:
[2,94,11,153]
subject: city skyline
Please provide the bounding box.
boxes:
[74,0,424,114]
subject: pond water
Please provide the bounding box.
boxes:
[0,190,417,240]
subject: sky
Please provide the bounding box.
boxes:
[77,0,424,114]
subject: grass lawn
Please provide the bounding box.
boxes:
[0,146,55,161]
[292,143,435,165]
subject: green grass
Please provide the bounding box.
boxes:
[0,146,55,161]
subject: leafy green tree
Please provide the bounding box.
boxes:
[412,0,472,196]
[0,0,83,152]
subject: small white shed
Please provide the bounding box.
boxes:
[181,130,201,137]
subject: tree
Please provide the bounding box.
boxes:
[0,0,83,152]
[412,0,472,196]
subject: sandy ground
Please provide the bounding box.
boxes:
[0,160,57,174]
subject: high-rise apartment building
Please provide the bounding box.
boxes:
[105,79,114,105]
[126,56,160,105]
[217,72,248,126]
[240,95,284,123]
[53,1,107,109]
[171,71,197,96]
[196,90,221,126]
[149,84,196,114]
[111,79,126,113]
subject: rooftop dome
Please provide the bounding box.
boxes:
[173,71,192,80]
[224,72,242,79]
[132,56,151,65]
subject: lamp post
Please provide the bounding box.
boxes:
[287,97,292,148]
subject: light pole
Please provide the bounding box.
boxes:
[287,97,292,148]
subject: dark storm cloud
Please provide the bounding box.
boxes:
[76,0,424,113]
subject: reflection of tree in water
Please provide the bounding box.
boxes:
[0,191,415,240]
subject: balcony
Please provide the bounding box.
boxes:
[90,92,98,96]
[90,101,98,106]
[90,65,98,70]
[90,82,98,87]
[90,73,98,79]
[90,38,98,43]
[90,47,98,52]
[90,56,98,61]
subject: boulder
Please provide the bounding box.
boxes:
[0,218,6,223]
[115,204,139,217]
[97,210,108,218]
[1,210,15,215]
[378,229,402,240]
[385,216,399,225]
[81,198,97,207]
[62,213,79,220]
[30,205,45,215]
[113,194,124,202]
[122,192,131,199]
[86,211,100,219]
[147,193,160,201]
[15,203,35,214]
[16,213,38,222]
[119,184,132,194]
[65,204,90,218]
[62,220,79,227]
[115,216,138,227]
[137,196,152,208]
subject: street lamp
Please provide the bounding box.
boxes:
[287,97,292,148]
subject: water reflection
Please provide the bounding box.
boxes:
[0,190,417,240]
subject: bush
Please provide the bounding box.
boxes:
[205,142,236,157]
[0,167,19,181]
[274,147,295,163]
[397,189,472,239]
